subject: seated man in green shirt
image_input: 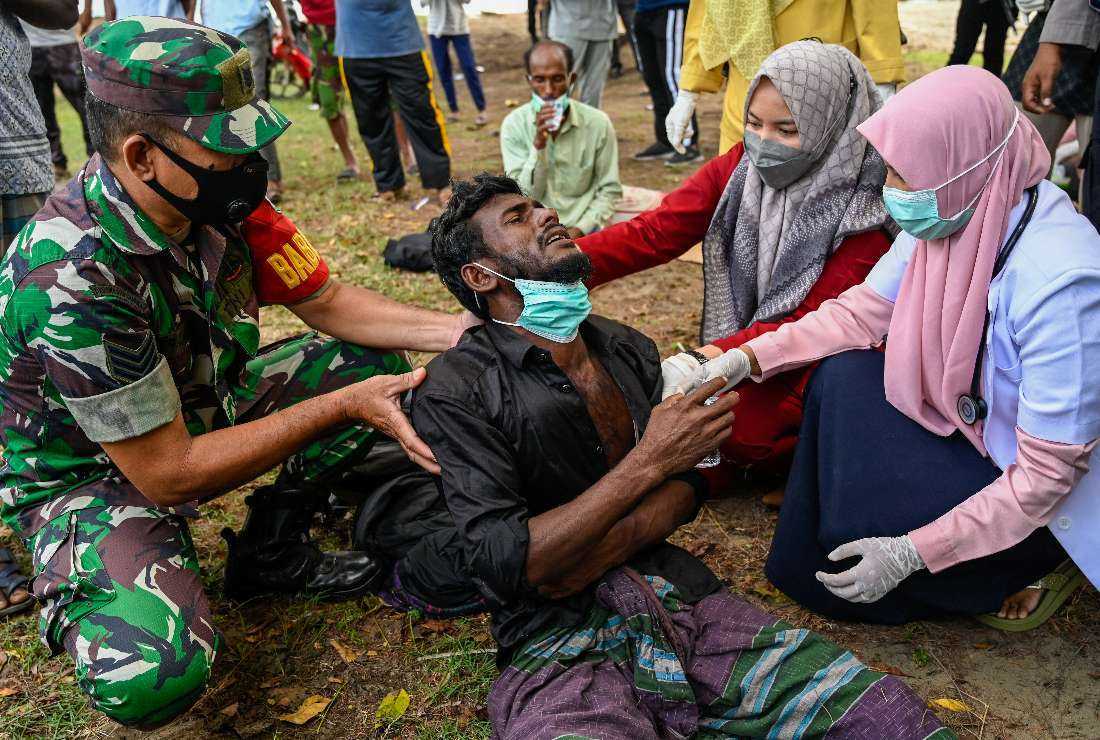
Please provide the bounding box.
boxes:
[500,40,622,236]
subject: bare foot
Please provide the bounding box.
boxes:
[474,111,488,126]
[996,587,1042,619]
[0,586,31,613]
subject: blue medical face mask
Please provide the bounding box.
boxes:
[474,263,592,343]
[883,109,1019,241]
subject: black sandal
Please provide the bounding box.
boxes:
[0,548,32,617]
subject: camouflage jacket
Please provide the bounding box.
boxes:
[0,155,326,537]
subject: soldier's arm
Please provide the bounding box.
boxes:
[6,0,79,29]
[290,279,476,352]
[10,258,438,508]
[101,368,438,506]
[243,201,476,351]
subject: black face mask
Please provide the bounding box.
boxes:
[142,134,269,225]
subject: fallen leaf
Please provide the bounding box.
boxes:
[259,678,280,689]
[366,650,378,657]
[931,698,972,713]
[871,663,910,678]
[0,686,19,698]
[329,639,363,664]
[376,689,411,723]
[328,677,344,684]
[220,703,239,717]
[279,695,331,725]
[420,619,450,634]
[973,642,994,650]
[268,686,305,709]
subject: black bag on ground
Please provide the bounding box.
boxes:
[383,232,434,272]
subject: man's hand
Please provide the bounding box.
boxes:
[665,90,699,154]
[637,377,737,475]
[815,536,925,604]
[342,368,440,474]
[565,226,584,240]
[1022,42,1062,114]
[534,104,557,150]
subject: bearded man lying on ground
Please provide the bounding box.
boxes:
[382,173,954,739]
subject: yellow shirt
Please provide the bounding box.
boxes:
[680,0,905,150]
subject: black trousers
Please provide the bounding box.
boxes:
[342,53,451,192]
[612,0,639,71]
[947,0,1015,75]
[634,5,697,148]
[766,350,1066,624]
[1085,77,1100,232]
[28,42,92,170]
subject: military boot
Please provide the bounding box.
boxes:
[221,484,383,601]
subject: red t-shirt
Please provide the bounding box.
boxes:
[299,0,336,26]
[241,200,330,305]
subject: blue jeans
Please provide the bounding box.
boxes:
[428,34,486,113]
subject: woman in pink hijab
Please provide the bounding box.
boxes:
[677,65,1100,628]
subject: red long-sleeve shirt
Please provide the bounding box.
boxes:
[578,143,892,351]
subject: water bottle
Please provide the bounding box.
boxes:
[695,396,722,468]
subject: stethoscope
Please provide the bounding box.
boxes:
[957,185,1039,426]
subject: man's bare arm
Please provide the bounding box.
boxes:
[524,379,735,589]
[102,369,438,506]
[290,279,475,352]
[7,0,79,28]
[536,480,697,599]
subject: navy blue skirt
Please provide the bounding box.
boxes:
[765,350,1066,623]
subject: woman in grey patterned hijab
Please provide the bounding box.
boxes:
[700,40,896,343]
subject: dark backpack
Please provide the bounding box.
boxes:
[382,232,434,273]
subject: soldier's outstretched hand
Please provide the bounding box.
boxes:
[342,368,441,474]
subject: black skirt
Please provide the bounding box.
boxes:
[765,350,1065,624]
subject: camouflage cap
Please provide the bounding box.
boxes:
[81,16,290,155]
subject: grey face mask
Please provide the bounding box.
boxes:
[743,129,817,190]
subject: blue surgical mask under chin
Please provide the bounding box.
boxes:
[474,263,592,343]
[883,109,1020,242]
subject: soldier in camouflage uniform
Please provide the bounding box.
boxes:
[0,17,471,728]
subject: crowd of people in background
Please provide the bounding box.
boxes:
[1,0,1100,736]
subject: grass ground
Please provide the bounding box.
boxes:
[2,3,1097,738]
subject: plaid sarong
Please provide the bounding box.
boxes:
[490,568,954,739]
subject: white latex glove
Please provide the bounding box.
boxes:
[665,90,699,154]
[874,83,897,104]
[660,352,703,400]
[1016,0,1048,13]
[815,536,925,604]
[696,348,752,395]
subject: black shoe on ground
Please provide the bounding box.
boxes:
[222,484,384,602]
[666,146,704,166]
[633,142,676,161]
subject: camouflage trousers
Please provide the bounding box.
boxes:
[308,24,345,120]
[27,334,408,728]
